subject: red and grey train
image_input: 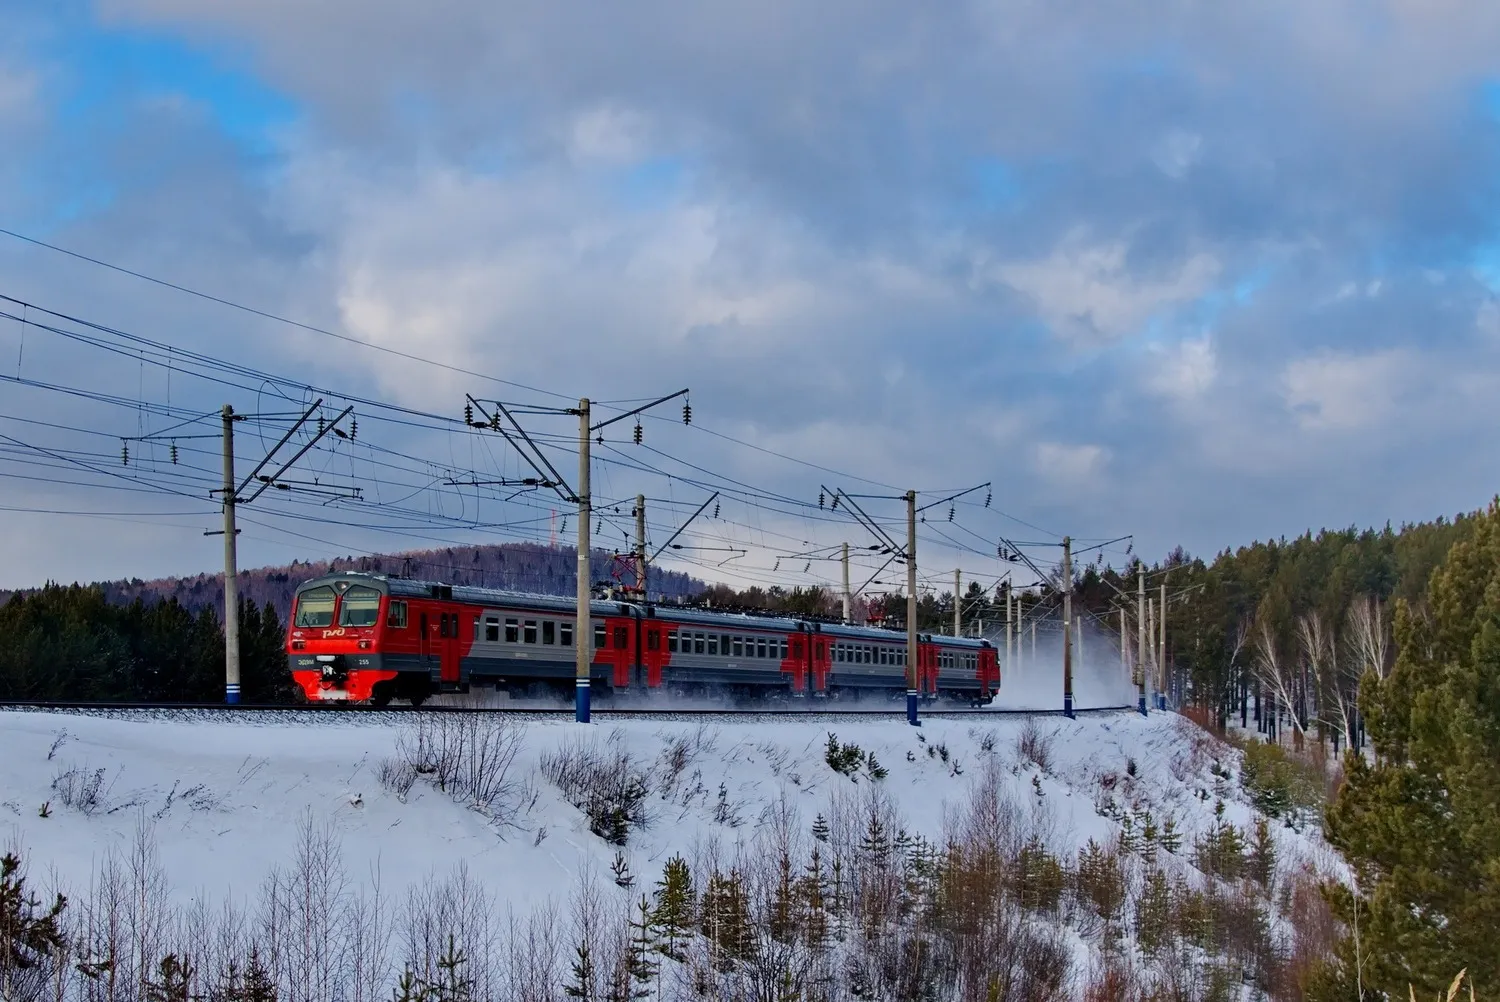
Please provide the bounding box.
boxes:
[286,571,999,706]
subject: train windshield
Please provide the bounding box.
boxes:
[338,585,382,627]
[294,586,336,627]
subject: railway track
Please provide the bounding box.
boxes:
[0,699,1137,721]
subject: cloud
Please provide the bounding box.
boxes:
[1148,336,1218,402]
[7,0,1500,589]
[1281,349,1409,431]
[995,232,1220,345]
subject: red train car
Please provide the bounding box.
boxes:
[287,572,999,705]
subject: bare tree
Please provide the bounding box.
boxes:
[1251,618,1306,743]
[1344,595,1390,683]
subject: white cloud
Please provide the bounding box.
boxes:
[995,231,1220,345]
[1281,349,1408,431]
[1033,441,1108,486]
[1148,335,1218,402]
[1152,129,1203,179]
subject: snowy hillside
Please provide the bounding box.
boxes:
[0,708,1343,1000]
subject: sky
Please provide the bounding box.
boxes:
[3,0,1500,596]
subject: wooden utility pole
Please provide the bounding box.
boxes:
[1062,536,1074,718]
[221,405,240,705]
[906,490,919,726]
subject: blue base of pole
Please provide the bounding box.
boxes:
[907,690,920,726]
[575,679,591,723]
[1138,694,1148,716]
[1063,692,1074,719]
[225,684,240,705]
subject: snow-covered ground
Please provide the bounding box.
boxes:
[0,707,1330,910]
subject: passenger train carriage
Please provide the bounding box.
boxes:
[287,572,999,706]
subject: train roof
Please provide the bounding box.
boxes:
[294,571,990,647]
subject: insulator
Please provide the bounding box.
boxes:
[818,492,825,508]
[984,491,992,508]
[712,502,720,518]
[773,558,781,572]
[317,415,325,436]
[350,418,357,440]
[464,402,474,425]
[596,433,603,445]
[170,443,178,465]
[948,505,955,522]
[561,517,568,533]
[596,519,602,533]
[490,413,500,431]
[830,495,839,510]
[682,402,691,425]
[121,442,129,466]
[633,421,642,445]
[803,561,811,574]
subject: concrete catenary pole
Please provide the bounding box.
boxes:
[1147,596,1156,711]
[1062,535,1074,718]
[635,494,647,597]
[1120,607,1128,682]
[1137,564,1148,715]
[906,490,919,726]
[842,542,852,624]
[576,399,592,723]
[221,405,240,705]
[954,568,962,638]
[1160,582,1168,710]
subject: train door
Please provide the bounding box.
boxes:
[641,618,666,688]
[430,609,460,685]
[810,631,831,694]
[442,611,463,685]
[419,612,431,666]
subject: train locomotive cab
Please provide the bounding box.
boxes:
[287,573,405,705]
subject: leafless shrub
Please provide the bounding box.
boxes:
[1016,719,1053,773]
[50,763,109,815]
[541,735,654,845]
[378,757,419,801]
[391,714,529,824]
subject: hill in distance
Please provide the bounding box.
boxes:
[0,541,706,619]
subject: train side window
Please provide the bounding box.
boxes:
[780,640,788,660]
[707,635,719,656]
[756,638,768,659]
[524,620,538,644]
[595,624,606,649]
[733,637,744,657]
[561,622,574,647]
[615,627,628,650]
[485,617,500,642]
[505,618,519,643]
[386,600,408,629]
[694,633,705,655]
[667,631,678,653]
[543,621,556,645]
[722,635,732,656]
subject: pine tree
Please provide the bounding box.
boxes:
[143,954,196,1002]
[392,967,433,1002]
[0,851,67,988]
[811,813,830,843]
[651,855,695,962]
[1326,500,1500,994]
[1159,816,1182,854]
[768,852,798,943]
[859,811,890,871]
[699,869,753,967]
[1133,867,1173,957]
[1246,816,1276,889]
[625,895,658,994]
[563,942,596,1001]
[433,934,473,1002]
[800,846,829,953]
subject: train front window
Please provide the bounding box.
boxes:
[295,586,336,627]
